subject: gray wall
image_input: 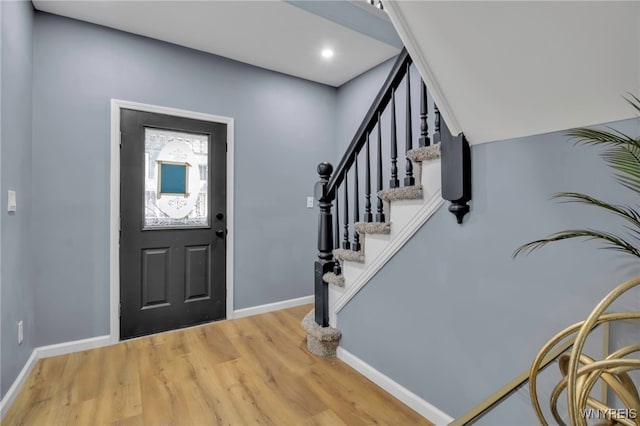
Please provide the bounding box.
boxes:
[31,12,337,345]
[1,0,35,400]
[338,118,640,419]
[335,57,394,161]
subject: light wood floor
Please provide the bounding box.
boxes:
[4,304,433,426]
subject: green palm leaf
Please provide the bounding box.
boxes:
[552,192,640,228]
[566,128,639,148]
[513,230,640,259]
[601,145,640,194]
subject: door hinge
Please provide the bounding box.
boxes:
[119,131,122,148]
[118,302,121,317]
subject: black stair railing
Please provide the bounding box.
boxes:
[312,48,471,327]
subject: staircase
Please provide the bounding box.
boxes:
[302,48,471,357]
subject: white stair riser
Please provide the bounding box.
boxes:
[362,233,391,267]
[342,261,365,286]
[387,199,424,230]
[421,158,441,198]
[328,285,344,327]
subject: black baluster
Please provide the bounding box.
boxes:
[353,153,361,252]
[343,171,350,250]
[404,63,415,186]
[333,187,341,275]
[418,80,430,147]
[313,162,334,327]
[364,133,373,222]
[433,103,441,144]
[376,112,385,222]
[389,88,399,188]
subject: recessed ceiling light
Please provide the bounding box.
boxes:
[321,48,334,59]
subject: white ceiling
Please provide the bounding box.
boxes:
[32,0,401,87]
[386,1,640,145]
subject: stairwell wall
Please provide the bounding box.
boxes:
[337,117,640,419]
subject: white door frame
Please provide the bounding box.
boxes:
[109,99,235,343]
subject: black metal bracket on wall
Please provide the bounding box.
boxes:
[440,120,471,224]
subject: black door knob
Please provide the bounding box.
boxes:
[216,229,225,238]
[216,213,224,220]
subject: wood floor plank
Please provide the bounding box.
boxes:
[4,304,434,426]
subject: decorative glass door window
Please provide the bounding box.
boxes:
[144,128,209,229]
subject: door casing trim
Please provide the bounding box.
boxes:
[110,99,235,343]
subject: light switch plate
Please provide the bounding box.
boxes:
[306,196,314,208]
[8,190,16,212]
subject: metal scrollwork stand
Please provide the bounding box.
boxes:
[529,276,640,425]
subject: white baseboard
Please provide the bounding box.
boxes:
[0,335,111,420]
[337,347,454,426]
[233,295,314,319]
[35,335,111,359]
[0,350,38,419]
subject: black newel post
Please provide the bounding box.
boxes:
[314,162,334,327]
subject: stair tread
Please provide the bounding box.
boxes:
[377,185,423,202]
[354,221,391,235]
[323,272,345,287]
[407,144,441,162]
[333,248,365,263]
[301,310,340,338]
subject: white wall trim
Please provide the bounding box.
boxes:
[333,191,444,316]
[0,335,111,419]
[233,295,313,319]
[383,2,463,139]
[0,350,37,419]
[35,335,111,359]
[337,347,454,426]
[110,99,235,343]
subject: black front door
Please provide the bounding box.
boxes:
[120,109,227,340]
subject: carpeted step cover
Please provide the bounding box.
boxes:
[333,248,365,263]
[354,221,391,235]
[407,144,441,162]
[323,272,345,287]
[377,185,423,202]
[301,309,341,357]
